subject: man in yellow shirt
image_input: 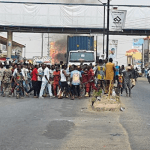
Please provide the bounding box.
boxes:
[105,58,115,95]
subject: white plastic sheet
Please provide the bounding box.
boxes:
[0,3,150,29]
[0,3,103,28]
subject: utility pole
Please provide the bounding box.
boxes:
[41,33,44,57]
[24,44,26,58]
[103,3,106,55]
[48,33,50,56]
[142,44,144,68]
[148,36,150,65]
[96,35,98,61]
[106,0,110,60]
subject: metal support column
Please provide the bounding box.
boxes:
[106,0,110,60]
[48,33,50,56]
[7,31,13,58]
[41,33,44,57]
[103,3,106,55]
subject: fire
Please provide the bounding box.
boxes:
[50,41,67,65]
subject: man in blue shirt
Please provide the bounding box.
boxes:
[70,65,82,100]
[115,62,119,84]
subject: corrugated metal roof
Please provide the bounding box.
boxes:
[0,36,25,48]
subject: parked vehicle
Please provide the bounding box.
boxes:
[67,36,96,66]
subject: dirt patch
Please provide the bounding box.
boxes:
[90,95,124,112]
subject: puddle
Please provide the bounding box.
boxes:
[43,120,75,139]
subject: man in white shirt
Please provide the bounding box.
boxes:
[39,65,53,98]
[22,65,29,93]
[37,64,45,97]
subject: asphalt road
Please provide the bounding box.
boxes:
[120,77,150,150]
[0,77,149,150]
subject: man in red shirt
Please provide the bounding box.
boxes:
[86,65,97,94]
[27,65,38,98]
[53,66,60,97]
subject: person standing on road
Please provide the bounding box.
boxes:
[58,65,68,99]
[0,63,5,95]
[96,59,105,80]
[105,58,115,95]
[82,67,89,97]
[22,64,29,93]
[14,65,25,98]
[147,68,150,83]
[53,66,60,97]
[26,65,38,98]
[11,64,25,95]
[123,66,132,97]
[2,65,12,97]
[131,65,136,89]
[115,62,119,84]
[86,65,97,95]
[39,65,53,99]
[37,64,45,97]
[70,65,82,100]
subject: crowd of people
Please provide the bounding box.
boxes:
[0,58,139,100]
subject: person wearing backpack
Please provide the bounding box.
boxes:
[70,65,82,100]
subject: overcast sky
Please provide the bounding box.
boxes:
[0,0,149,65]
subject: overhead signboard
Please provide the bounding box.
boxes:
[110,10,127,31]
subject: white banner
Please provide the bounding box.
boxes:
[110,10,127,31]
[1,3,150,30]
[33,56,51,64]
[109,40,118,62]
[132,39,144,52]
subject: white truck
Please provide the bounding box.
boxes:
[67,36,96,67]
